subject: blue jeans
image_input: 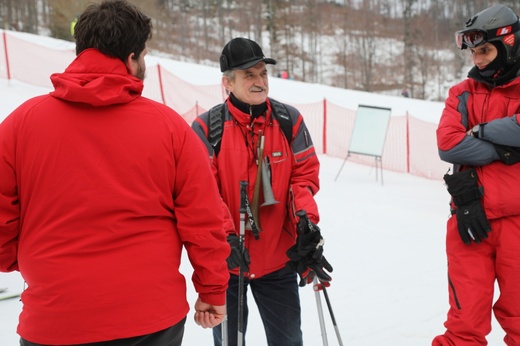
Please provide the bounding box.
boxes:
[213,267,303,346]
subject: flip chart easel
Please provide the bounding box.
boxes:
[334,105,391,185]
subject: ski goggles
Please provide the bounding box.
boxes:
[455,30,487,49]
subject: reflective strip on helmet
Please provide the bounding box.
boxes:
[504,33,515,47]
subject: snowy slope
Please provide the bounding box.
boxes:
[0,149,506,345]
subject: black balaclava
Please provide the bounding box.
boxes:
[477,41,508,79]
[229,92,267,119]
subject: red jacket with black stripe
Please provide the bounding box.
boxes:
[192,97,320,279]
[437,67,520,220]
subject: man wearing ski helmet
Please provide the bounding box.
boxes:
[433,4,520,346]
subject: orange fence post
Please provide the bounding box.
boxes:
[406,111,410,174]
[3,31,11,81]
[323,98,327,155]
[157,64,166,105]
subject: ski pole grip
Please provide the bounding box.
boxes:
[296,210,308,236]
[296,210,315,235]
[296,210,307,219]
[239,181,248,214]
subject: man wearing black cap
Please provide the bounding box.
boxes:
[192,37,333,345]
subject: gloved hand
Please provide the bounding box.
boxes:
[494,144,520,165]
[226,234,250,272]
[285,210,333,287]
[286,247,333,287]
[443,168,491,244]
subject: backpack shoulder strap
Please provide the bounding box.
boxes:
[207,103,226,156]
[269,98,295,143]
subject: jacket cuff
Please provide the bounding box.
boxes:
[199,291,226,306]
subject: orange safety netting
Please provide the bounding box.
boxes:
[0,30,450,180]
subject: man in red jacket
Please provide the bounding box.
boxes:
[0,1,229,345]
[433,4,520,346]
[192,37,333,346]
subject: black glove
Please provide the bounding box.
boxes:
[286,246,333,287]
[494,144,520,165]
[443,168,491,244]
[226,234,250,272]
[285,211,333,287]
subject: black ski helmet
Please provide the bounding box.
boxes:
[456,4,520,65]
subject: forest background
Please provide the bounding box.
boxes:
[0,0,517,101]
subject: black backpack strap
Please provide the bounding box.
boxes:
[207,103,226,156]
[269,98,294,144]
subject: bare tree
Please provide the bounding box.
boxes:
[402,0,417,97]
[331,3,352,89]
[3,0,515,100]
[354,0,377,91]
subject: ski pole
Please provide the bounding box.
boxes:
[313,276,329,346]
[0,293,21,301]
[221,296,228,346]
[321,284,344,346]
[237,181,248,346]
[296,210,330,345]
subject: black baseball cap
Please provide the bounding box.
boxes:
[220,37,277,72]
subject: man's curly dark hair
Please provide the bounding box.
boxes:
[74,0,152,62]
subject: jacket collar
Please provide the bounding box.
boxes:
[226,96,272,128]
[229,93,268,118]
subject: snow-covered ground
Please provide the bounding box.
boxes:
[0,33,508,345]
[0,148,507,345]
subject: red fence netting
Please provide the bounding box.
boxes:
[0,30,450,180]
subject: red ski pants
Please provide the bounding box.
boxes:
[432,215,520,346]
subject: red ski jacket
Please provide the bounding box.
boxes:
[0,49,229,344]
[437,70,520,219]
[192,98,320,279]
